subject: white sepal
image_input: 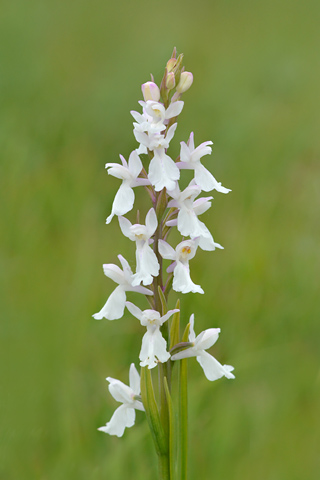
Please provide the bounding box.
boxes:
[92,255,153,320]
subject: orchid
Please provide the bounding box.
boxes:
[158,238,204,294]
[98,363,144,437]
[131,99,184,135]
[118,208,159,286]
[92,254,153,320]
[171,314,235,381]
[126,302,179,369]
[178,132,231,193]
[167,182,223,251]
[132,100,182,191]
[106,150,149,224]
[94,49,235,480]
[133,124,180,191]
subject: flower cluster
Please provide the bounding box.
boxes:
[95,50,234,438]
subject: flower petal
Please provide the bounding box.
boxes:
[173,262,204,294]
[129,363,141,396]
[165,100,184,119]
[128,150,143,178]
[195,328,220,350]
[118,216,134,240]
[148,149,180,192]
[158,240,176,260]
[197,351,235,381]
[125,301,143,321]
[145,208,158,236]
[98,404,135,437]
[160,309,180,325]
[106,183,135,224]
[92,286,126,320]
[140,329,170,369]
[102,264,125,285]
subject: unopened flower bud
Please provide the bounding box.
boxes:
[166,72,176,91]
[141,81,160,102]
[166,58,177,73]
[176,71,193,94]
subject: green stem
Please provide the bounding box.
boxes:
[179,324,190,480]
[158,454,170,480]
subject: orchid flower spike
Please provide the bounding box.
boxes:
[158,239,204,294]
[106,150,150,224]
[126,302,179,369]
[167,182,223,251]
[93,255,153,320]
[178,132,231,193]
[119,208,160,286]
[98,363,144,437]
[171,314,235,381]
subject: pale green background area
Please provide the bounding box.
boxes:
[1,0,320,478]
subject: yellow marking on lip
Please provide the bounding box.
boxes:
[182,247,191,254]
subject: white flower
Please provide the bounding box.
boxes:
[92,255,153,320]
[131,100,183,191]
[98,363,144,437]
[148,148,180,192]
[119,208,160,286]
[106,150,149,224]
[126,302,179,369]
[167,182,223,251]
[178,132,231,193]
[171,314,235,381]
[133,123,180,192]
[134,123,177,151]
[131,100,184,135]
[158,239,204,294]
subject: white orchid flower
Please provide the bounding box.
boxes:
[148,148,180,192]
[98,363,144,437]
[158,239,204,294]
[119,208,160,286]
[131,99,184,135]
[126,302,179,369]
[133,124,180,192]
[167,182,223,251]
[131,100,183,191]
[133,123,177,151]
[177,132,231,193]
[171,314,235,381]
[106,150,150,224]
[93,255,153,320]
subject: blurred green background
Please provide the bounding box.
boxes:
[1,0,319,478]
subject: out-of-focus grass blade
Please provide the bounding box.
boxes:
[141,366,168,456]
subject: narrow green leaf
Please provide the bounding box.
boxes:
[159,363,169,440]
[169,299,180,350]
[140,367,168,456]
[181,323,190,343]
[164,272,173,298]
[164,377,177,480]
[158,285,168,317]
[156,187,167,221]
